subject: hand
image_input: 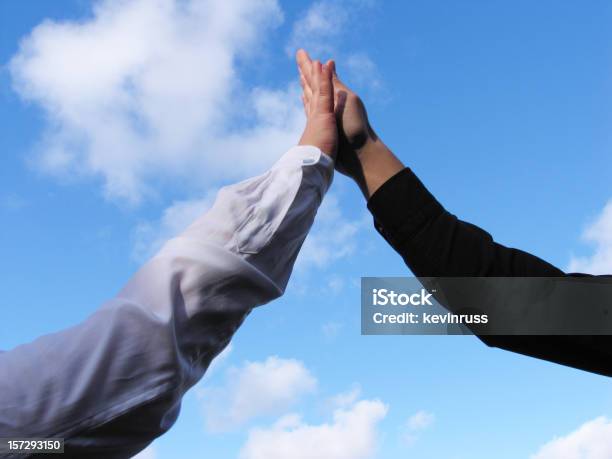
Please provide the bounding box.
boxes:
[296,49,376,178]
[296,49,404,198]
[298,60,338,159]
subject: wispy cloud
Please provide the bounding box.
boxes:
[197,356,317,432]
[531,416,612,459]
[568,200,612,274]
[407,410,435,430]
[286,1,349,57]
[326,275,346,294]
[0,194,28,210]
[286,0,383,96]
[325,384,362,409]
[239,398,388,459]
[204,343,233,377]
[131,193,216,261]
[343,53,382,91]
[286,0,375,57]
[401,410,435,446]
[321,320,344,340]
[296,193,370,270]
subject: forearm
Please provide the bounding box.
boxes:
[360,141,563,276]
[362,156,612,377]
[0,146,333,457]
[0,295,188,458]
[400,206,565,277]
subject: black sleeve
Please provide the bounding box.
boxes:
[367,168,612,377]
[366,168,564,277]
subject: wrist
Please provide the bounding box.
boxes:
[354,132,381,161]
[354,137,404,198]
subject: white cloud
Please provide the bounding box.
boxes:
[239,398,388,459]
[343,53,382,91]
[296,194,369,269]
[131,445,156,459]
[197,356,317,431]
[326,275,346,294]
[10,0,303,204]
[401,410,435,446]
[10,0,385,210]
[531,416,612,459]
[326,385,362,409]
[407,410,435,430]
[286,1,348,57]
[286,0,375,58]
[131,192,216,261]
[568,200,612,274]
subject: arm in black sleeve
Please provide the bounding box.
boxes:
[367,168,612,377]
[366,168,564,277]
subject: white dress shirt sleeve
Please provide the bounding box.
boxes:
[0,145,333,458]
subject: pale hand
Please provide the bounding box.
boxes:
[298,60,338,159]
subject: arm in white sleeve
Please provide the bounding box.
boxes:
[0,145,333,458]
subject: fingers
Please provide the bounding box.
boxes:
[297,50,313,117]
[300,51,318,110]
[300,72,313,107]
[296,48,311,68]
[297,50,346,92]
[324,59,339,108]
[311,60,325,114]
[296,49,314,89]
[317,62,334,115]
[311,60,322,94]
[297,50,335,116]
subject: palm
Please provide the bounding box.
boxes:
[297,60,338,157]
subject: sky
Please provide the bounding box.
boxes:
[2,0,612,458]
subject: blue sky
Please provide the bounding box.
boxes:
[2,1,612,458]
